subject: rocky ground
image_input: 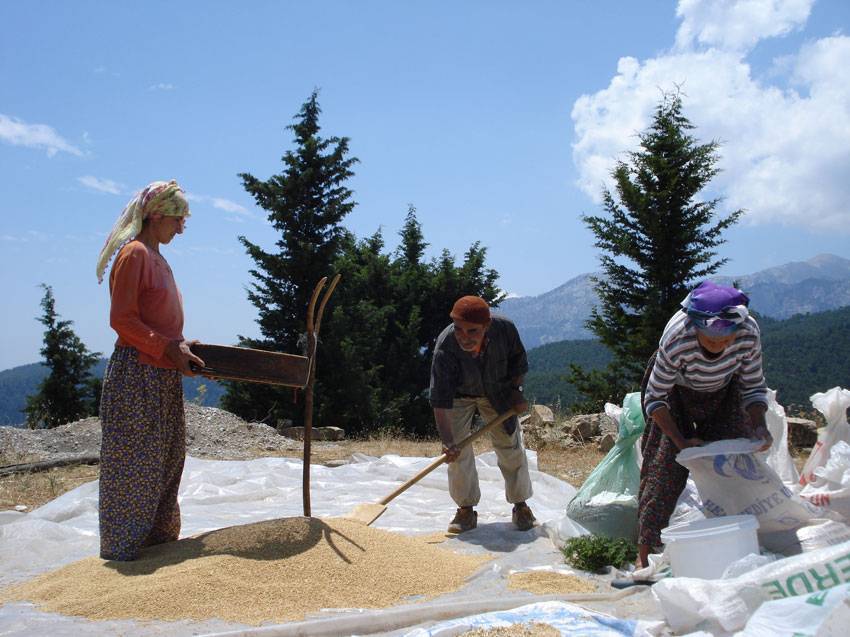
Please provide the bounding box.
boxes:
[1,402,622,466]
[0,403,305,463]
[1,402,621,517]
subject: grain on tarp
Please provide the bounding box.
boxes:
[460,623,561,636]
[506,571,595,595]
[0,516,491,626]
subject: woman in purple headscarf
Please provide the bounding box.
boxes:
[636,281,773,568]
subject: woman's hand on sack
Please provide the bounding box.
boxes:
[746,405,772,452]
[752,425,773,452]
[677,437,703,451]
[649,406,701,452]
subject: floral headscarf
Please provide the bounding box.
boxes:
[96,180,190,283]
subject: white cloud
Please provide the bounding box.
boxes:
[675,0,812,52]
[95,66,120,77]
[211,198,251,215]
[185,193,262,221]
[571,0,850,235]
[188,245,235,255]
[148,83,175,91]
[0,114,83,157]
[78,176,124,195]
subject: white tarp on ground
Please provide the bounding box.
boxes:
[401,600,655,636]
[0,451,665,636]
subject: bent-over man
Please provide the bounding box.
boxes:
[429,295,535,533]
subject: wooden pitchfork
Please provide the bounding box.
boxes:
[302,274,340,517]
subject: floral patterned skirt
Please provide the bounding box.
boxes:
[98,346,185,560]
[637,351,754,547]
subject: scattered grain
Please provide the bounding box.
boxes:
[506,571,595,596]
[416,530,454,544]
[1,516,491,626]
[459,623,561,636]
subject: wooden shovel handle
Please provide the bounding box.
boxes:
[377,409,516,507]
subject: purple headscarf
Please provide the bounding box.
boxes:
[682,281,750,337]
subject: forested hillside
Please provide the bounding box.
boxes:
[758,306,850,408]
[2,306,848,426]
[0,364,54,426]
[500,255,850,349]
[525,306,850,413]
[0,360,223,427]
[524,340,611,408]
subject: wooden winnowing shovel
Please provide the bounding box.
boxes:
[343,409,515,526]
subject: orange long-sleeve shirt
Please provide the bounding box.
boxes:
[108,240,185,369]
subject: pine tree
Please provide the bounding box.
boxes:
[24,284,101,428]
[220,91,358,425]
[569,89,742,413]
[318,207,504,437]
[221,92,505,436]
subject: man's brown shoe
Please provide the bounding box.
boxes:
[447,507,477,533]
[512,503,536,531]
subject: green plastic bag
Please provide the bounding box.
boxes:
[565,392,646,541]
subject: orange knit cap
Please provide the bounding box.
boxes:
[450,296,490,324]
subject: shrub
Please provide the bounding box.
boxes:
[562,534,638,572]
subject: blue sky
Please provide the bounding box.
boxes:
[2,0,849,371]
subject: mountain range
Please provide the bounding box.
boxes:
[3,254,849,426]
[496,253,850,349]
[0,361,223,427]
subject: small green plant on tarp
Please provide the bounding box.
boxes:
[562,534,638,573]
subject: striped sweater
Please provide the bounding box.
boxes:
[643,310,768,417]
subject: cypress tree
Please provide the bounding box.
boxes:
[220,90,358,426]
[24,284,100,428]
[569,89,742,413]
[221,93,504,436]
[318,207,504,437]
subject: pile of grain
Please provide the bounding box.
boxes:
[507,571,595,595]
[1,517,491,626]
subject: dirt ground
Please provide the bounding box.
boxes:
[0,433,607,512]
[0,429,810,514]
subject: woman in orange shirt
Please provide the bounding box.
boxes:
[95,180,204,561]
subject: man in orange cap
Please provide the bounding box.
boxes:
[429,295,535,533]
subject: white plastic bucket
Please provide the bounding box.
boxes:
[660,514,760,579]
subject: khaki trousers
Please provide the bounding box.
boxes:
[447,396,533,507]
